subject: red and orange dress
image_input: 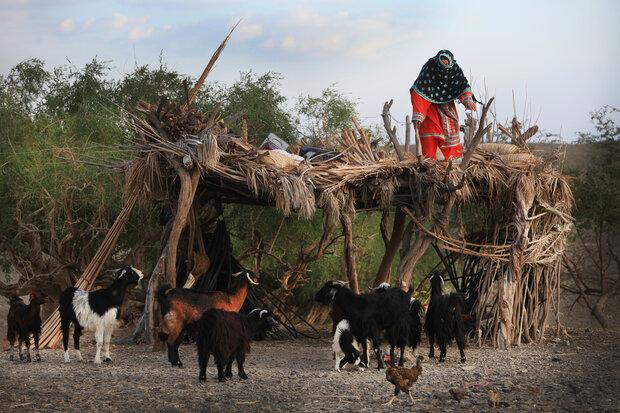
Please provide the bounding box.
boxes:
[410,50,474,160]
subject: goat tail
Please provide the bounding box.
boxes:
[157,283,173,316]
[449,292,466,340]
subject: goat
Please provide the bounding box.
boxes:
[157,270,258,367]
[6,290,48,362]
[332,319,362,371]
[59,266,144,364]
[372,285,413,367]
[315,280,410,369]
[425,271,466,363]
[195,308,273,382]
[408,298,423,355]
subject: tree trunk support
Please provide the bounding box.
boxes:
[372,210,406,287]
[340,214,360,294]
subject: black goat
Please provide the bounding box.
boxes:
[6,290,48,362]
[195,308,273,382]
[373,285,414,367]
[425,272,466,363]
[315,281,411,369]
[59,266,144,364]
[408,298,423,354]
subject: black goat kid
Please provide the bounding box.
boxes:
[425,272,466,363]
[196,309,273,382]
[6,290,48,362]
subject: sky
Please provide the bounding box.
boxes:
[1,0,619,142]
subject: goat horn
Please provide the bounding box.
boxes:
[259,310,268,318]
[246,272,259,285]
[232,271,244,277]
[332,280,348,286]
[370,282,390,291]
[131,266,145,280]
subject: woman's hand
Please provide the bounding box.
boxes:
[464,100,477,111]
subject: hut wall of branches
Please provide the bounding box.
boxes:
[38,32,573,350]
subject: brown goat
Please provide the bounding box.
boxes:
[7,290,48,362]
[157,270,258,367]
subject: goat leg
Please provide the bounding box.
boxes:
[174,340,183,367]
[103,329,113,362]
[398,343,406,367]
[439,339,447,363]
[18,334,25,361]
[428,332,435,359]
[33,332,41,362]
[389,343,396,366]
[94,328,104,364]
[216,361,226,382]
[236,352,248,380]
[369,334,384,369]
[62,320,71,363]
[198,348,209,381]
[74,325,83,361]
[457,339,466,363]
[359,340,369,369]
[225,357,234,379]
[8,337,15,361]
[24,335,32,362]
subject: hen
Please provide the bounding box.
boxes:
[385,356,423,405]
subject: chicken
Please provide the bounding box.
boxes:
[385,356,423,405]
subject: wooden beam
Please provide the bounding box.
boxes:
[340,214,360,294]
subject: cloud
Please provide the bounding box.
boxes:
[128,26,154,41]
[228,16,263,41]
[237,23,263,40]
[281,35,296,50]
[111,13,148,30]
[254,9,407,59]
[83,17,95,29]
[58,18,75,33]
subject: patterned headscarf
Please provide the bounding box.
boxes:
[411,50,471,104]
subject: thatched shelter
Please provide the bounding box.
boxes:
[38,31,573,350]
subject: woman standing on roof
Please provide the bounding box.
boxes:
[410,50,477,160]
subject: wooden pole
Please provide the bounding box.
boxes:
[405,115,411,154]
[340,215,360,294]
[381,100,405,161]
[372,210,406,287]
[164,158,201,286]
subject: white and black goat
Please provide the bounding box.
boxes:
[425,272,466,363]
[315,280,411,369]
[59,266,144,364]
[332,319,362,371]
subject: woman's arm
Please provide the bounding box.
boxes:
[411,90,431,125]
[458,89,476,111]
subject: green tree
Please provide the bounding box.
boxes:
[296,85,357,142]
[564,106,620,328]
[221,71,296,143]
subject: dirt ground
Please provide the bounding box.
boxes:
[0,327,618,412]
